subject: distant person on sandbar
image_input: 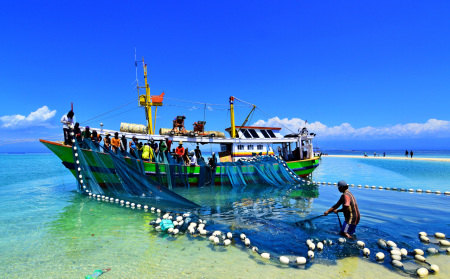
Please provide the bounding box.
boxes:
[383,152,386,157]
[410,150,413,158]
[374,152,376,157]
[405,150,409,157]
[324,181,360,238]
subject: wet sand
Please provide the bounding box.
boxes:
[323,155,450,162]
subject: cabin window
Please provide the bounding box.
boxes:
[242,129,252,138]
[267,130,276,138]
[220,144,227,152]
[257,144,263,150]
[237,144,244,151]
[248,129,260,138]
[247,145,254,150]
[260,130,270,138]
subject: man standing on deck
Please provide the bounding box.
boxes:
[324,181,360,238]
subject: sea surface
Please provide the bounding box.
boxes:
[0,152,449,278]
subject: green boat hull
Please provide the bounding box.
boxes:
[40,140,319,186]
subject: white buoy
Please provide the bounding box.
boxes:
[89,192,92,196]
[261,253,270,259]
[75,153,78,157]
[430,264,439,273]
[189,222,197,228]
[77,167,81,171]
[125,201,130,205]
[375,252,385,261]
[114,199,119,202]
[150,207,155,211]
[426,190,431,193]
[417,267,429,278]
[338,238,346,244]
[240,233,246,240]
[391,254,401,261]
[101,195,105,199]
[120,200,124,204]
[357,241,365,248]
[400,248,408,256]
[224,239,231,246]
[80,180,84,184]
[386,240,397,247]
[173,221,178,226]
[308,250,314,258]
[245,238,251,246]
[414,255,426,262]
[296,257,307,264]
[365,185,369,188]
[173,228,179,235]
[178,220,184,227]
[420,235,430,243]
[76,160,80,164]
[188,228,195,234]
[168,216,173,220]
[427,247,438,254]
[227,232,233,239]
[279,256,290,264]
[156,209,161,213]
[385,187,391,190]
[439,239,450,246]
[144,205,148,209]
[214,237,220,245]
[306,239,313,246]
[176,216,183,222]
[163,213,169,219]
[445,191,450,195]
[418,232,427,237]
[73,146,77,150]
[408,189,414,192]
[378,186,383,190]
[416,189,423,193]
[435,232,446,239]
[78,174,82,179]
[155,226,161,231]
[435,191,441,195]
[200,229,207,235]
[317,242,323,251]
[309,243,316,250]
[371,186,376,189]
[167,228,174,233]
[155,218,161,224]
[92,194,96,197]
[252,247,258,253]
[363,248,370,256]
[358,185,362,187]
[414,249,424,255]
[213,231,222,236]
[447,247,450,253]
[391,260,403,268]
[390,249,401,256]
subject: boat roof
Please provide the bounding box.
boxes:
[225,126,282,131]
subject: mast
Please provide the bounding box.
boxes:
[229,96,236,138]
[142,58,153,135]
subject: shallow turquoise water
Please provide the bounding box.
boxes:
[0,153,449,278]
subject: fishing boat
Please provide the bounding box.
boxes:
[40,60,319,187]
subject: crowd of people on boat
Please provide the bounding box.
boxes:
[61,110,217,167]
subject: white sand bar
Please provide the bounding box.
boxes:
[323,155,450,162]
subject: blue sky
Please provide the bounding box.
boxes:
[1,1,449,152]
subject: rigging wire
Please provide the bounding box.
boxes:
[80,98,139,124]
[83,106,141,125]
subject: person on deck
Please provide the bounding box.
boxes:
[82,126,91,140]
[209,152,217,169]
[103,133,111,150]
[150,139,158,159]
[159,140,167,161]
[189,151,197,166]
[141,143,151,162]
[120,135,127,153]
[324,181,360,238]
[175,141,185,164]
[91,130,102,144]
[194,145,202,161]
[73,122,82,143]
[129,136,138,157]
[111,132,121,154]
[60,110,74,146]
[166,139,173,154]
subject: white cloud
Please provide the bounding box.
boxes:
[0,106,57,128]
[252,117,450,139]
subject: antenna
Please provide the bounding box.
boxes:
[134,48,138,83]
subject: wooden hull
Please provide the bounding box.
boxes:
[40,140,319,186]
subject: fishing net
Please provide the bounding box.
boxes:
[72,139,199,209]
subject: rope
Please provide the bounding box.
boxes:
[82,107,141,125]
[80,98,139,124]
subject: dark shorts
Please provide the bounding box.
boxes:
[341,221,357,234]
